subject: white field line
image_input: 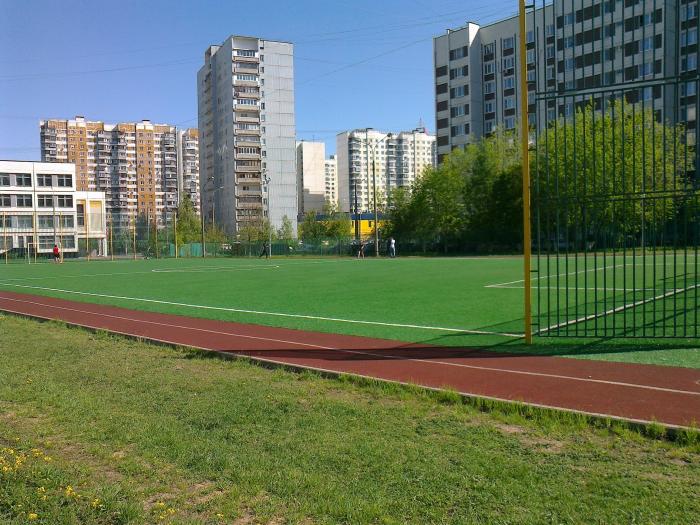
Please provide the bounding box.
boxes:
[487,259,696,289]
[492,285,661,292]
[0,282,522,338]
[2,295,699,397]
[537,283,700,334]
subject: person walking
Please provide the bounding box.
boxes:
[357,240,365,259]
[389,237,396,258]
[259,241,269,259]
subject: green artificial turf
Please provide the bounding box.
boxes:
[0,256,698,368]
[0,315,698,524]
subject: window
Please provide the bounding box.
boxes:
[526,30,535,43]
[683,55,698,72]
[503,76,515,89]
[641,36,654,51]
[564,12,574,25]
[483,43,495,55]
[56,195,73,208]
[565,79,575,90]
[16,195,32,207]
[15,174,31,187]
[547,108,557,121]
[235,49,256,56]
[527,49,535,64]
[37,194,52,208]
[236,74,257,81]
[528,92,535,105]
[0,195,10,207]
[38,215,54,229]
[547,66,555,80]
[484,81,495,94]
[565,58,575,71]
[57,175,72,187]
[546,45,555,59]
[0,174,9,186]
[449,46,468,60]
[641,87,653,101]
[450,85,468,98]
[545,24,555,37]
[484,120,495,133]
[39,236,55,250]
[16,215,32,228]
[484,101,495,113]
[503,37,515,50]
[564,102,574,117]
[527,69,536,82]
[60,215,74,228]
[484,61,494,75]
[449,66,468,79]
[639,62,653,77]
[502,57,515,70]
[450,105,465,117]
[683,82,698,97]
[37,174,52,186]
[504,117,516,129]
[60,235,75,249]
[683,3,697,21]
[504,96,515,110]
[563,36,574,49]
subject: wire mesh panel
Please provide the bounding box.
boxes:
[530,0,699,337]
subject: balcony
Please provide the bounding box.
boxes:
[234,128,261,136]
[234,103,260,112]
[234,152,261,160]
[235,90,260,99]
[235,165,262,173]
[233,78,259,87]
[237,201,263,209]
[232,55,259,64]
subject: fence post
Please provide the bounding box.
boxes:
[519,0,532,344]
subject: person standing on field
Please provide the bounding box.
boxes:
[357,240,366,259]
[52,244,61,263]
[389,237,396,258]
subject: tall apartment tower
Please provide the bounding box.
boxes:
[40,116,194,227]
[197,35,297,235]
[434,0,687,164]
[296,141,327,214]
[324,155,338,207]
[176,128,200,214]
[336,128,436,213]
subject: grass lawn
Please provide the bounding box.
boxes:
[0,315,699,524]
[0,256,698,368]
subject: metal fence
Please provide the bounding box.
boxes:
[529,0,699,337]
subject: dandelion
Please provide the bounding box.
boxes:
[91,498,101,508]
[42,456,52,462]
[154,502,166,509]
[28,513,38,520]
[64,485,76,498]
[36,487,46,494]
[216,513,224,518]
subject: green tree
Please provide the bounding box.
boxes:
[298,212,325,243]
[276,215,294,245]
[536,102,692,246]
[175,194,201,244]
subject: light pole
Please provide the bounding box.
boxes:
[262,171,272,258]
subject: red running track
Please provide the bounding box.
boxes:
[1,290,699,428]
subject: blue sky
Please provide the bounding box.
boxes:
[0,0,516,159]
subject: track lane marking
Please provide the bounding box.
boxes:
[2,295,699,397]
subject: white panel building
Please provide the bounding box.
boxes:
[296,141,327,214]
[336,128,436,213]
[324,155,338,207]
[197,35,297,235]
[0,160,107,257]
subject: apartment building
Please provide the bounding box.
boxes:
[0,160,107,256]
[176,128,200,214]
[336,128,436,213]
[296,141,327,214]
[40,117,197,227]
[324,155,338,207]
[197,35,297,235]
[434,0,691,164]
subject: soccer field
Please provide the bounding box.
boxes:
[1,255,698,366]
